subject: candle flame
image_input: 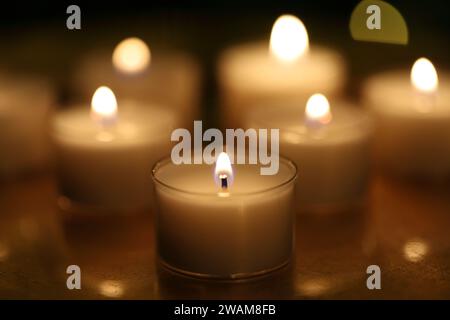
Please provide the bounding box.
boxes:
[91,86,118,126]
[112,37,151,74]
[305,93,332,126]
[214,152,233,190]
[270,14,309,63]
[411,57,438,94]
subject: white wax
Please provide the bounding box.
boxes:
[218,42,346,127]
[246,102,372,211]
[363,71,450,179]
[0,75,54,178]
[153,159,296,278]
[52,101,176,212]
[72,51,202,128]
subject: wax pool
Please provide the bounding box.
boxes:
[152,158,297,279]
[246,102,372,212]
[52,101,176,213]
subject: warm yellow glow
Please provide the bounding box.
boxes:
[91,86,118,125]
[99,280,124,298]
[403,239,428,263]
[305,93,332,125]
[215,152,233,189]
[411,57,438,93]
[297,278,330,297]
[0,242,9,262]
[270,14,309,63]
[112,37,151,74]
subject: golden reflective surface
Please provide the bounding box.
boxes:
[1,173,450,299]
[403,239,428,263]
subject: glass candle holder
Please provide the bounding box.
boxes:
[152,156,297,280]
[51,102,174,216]
[246,101,372,214]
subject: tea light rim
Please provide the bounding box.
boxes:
[219,41,343,64]
[218,41,346,92]
[364,68,450,89]
[246,101,373,143]
[51,102,176,145]
[364,69,450,116]
[151,156,297,198]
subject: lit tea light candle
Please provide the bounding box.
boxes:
[246,94,372,212]
[73,37,201,128]
[363,57,450,179]
[52,86,176,213]
[152,152,297,279]
[0,75,55,178]
[218,14,346,128]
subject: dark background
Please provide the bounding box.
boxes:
[0,0,448,127]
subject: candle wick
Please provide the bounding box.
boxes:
[219,173,228,190]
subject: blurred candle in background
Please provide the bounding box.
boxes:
[218,14,346,128]
[112,37,151,74]
[246,94,372,212]
[152,153,297,279]
[0,75,54,179]
[72,37,202,129]
[52,86,176,214]
[363,57,450,180]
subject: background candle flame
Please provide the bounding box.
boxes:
[91,86,118,126]
[305,93,332,125]
[270,14,309,63]
[112,37,151,74]
[411,57,438,94]
[214,152,234,188]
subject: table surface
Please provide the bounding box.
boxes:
[1,173,450,299]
